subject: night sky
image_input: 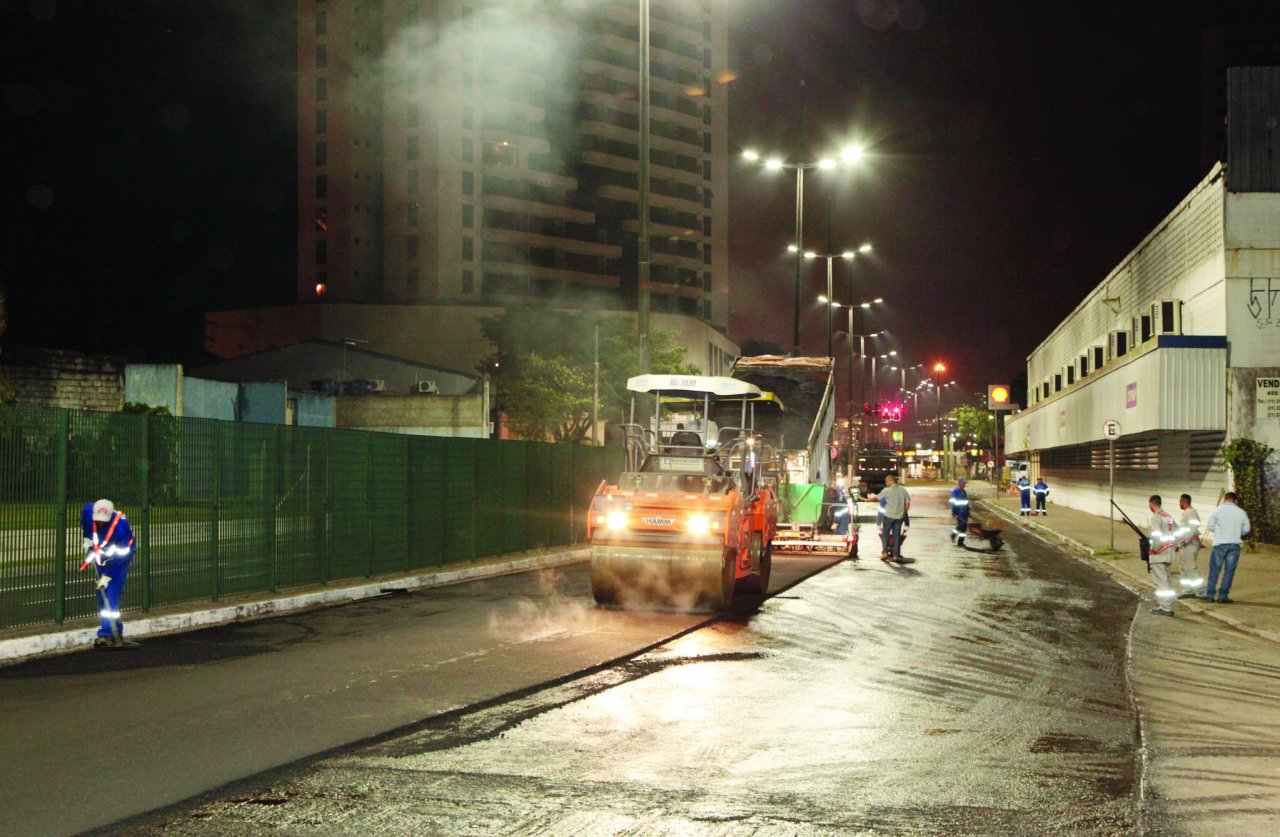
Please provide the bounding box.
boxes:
[4,0,1279,406]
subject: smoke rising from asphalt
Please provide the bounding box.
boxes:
[487,568,594,642]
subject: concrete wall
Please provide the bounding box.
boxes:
[0,346,124,411]
[336,394,486,437]
[239,381,287,425]
[293,391,335,427]
[124,364,182,414]
[183,377,239,421]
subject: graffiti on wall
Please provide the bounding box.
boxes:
[1247,278,1280,328]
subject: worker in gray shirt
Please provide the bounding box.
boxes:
[1203,491,1251,604]
[879,474,911,563]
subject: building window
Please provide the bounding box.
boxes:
[1140,313,1153,343]
[316,109,327,134]
[702,216,711,236]
[315,44,327,68]
[407,235,419,260]
[1054,374,1062,393]
[315,239,327,264]
[703,48,711,69]
[408,168,419,194]
[407,135,419,161]
[408,201,419,226]
[462,204,473,227]
[408,104,420,127]
[315,174,327,199]
[315,142,327,166]
[462,137,474,162]
[316,77,327,100]
[462,237,473,260]
[1066,366,1076,385]
[315,10,326,35]
[703,159,711,180]
[703,188,712,209]
[462,269,474,293]
[462,171,474,195]
[407,267,420,296]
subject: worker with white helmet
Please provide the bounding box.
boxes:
[80,498,137,648]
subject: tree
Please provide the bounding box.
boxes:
[949,404,995,441]
[480,310,697,443]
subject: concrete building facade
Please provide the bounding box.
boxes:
[1005,164,1280,518]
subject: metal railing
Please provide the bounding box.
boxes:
[0,404,613,631]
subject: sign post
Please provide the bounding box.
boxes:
[1102,419,1122,549]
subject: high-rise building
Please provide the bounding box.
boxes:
[296,0,730,332]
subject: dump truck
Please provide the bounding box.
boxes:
[730,356,857,558]
[586,374,778,610]
[856,448,901,494]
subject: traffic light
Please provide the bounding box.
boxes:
[863,402,872,416]
[988,384,1013,410]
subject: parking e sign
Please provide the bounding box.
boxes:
[1102,419,1122,440]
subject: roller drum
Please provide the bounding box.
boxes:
[591,544,732,611]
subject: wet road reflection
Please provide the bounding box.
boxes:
[125,487,1140,835]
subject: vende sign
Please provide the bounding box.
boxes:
[1258,377,1280,422]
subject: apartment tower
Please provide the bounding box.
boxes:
[296,0,730,333]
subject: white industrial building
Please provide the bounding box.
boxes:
[1005,69,1280,518]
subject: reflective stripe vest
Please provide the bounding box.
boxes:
[1149,509,1176,555]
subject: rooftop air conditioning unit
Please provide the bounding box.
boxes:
[416,380,439,394]
[1108,330,1128,361]
[370,379,386,392]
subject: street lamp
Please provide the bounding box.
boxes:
[931,361,948,451]
[798,243,871,357]
[870,351,897,404]
[744,145,865,355]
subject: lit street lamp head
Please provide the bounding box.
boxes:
[841,145,864,164]
[765,157,784,170]
[742,149,760,162]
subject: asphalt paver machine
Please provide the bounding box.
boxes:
[731,356,857,559]
[587,374,778,610]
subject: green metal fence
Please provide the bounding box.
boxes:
[0,404,614,631]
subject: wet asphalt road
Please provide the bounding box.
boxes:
[113,487,1143,835]
[0,538,837,836]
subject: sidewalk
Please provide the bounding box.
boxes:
[0,545,590,665]
[975,489,1280,644]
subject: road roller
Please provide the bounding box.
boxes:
[586,374,777,610]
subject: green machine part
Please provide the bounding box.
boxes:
[780,482,824,525]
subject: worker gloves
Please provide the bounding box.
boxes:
[96,575,111,590]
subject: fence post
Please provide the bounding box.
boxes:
[211,424,221,600]
[139,414,151,611]
[269,425,280,593]
[53,409,70,624]
[367,434,375,578]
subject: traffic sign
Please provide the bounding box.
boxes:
[1102,419,1122,440]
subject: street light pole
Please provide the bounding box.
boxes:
[636,0,651,372]
[792,167,804,356]
[744,146,863,357]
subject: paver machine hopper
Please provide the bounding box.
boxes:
[587,374,778,610]
[730,356,857,559]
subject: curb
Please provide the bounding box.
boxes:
[0,547,590,666]
[977,501,1280,645]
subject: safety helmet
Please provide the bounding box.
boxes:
[92,499,115,522]
[957,477,966,484]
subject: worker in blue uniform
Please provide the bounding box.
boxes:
[80,498,137,648]
[949,477,970,547]
[1009,476,1032,516]
[1033,477,1050,515]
